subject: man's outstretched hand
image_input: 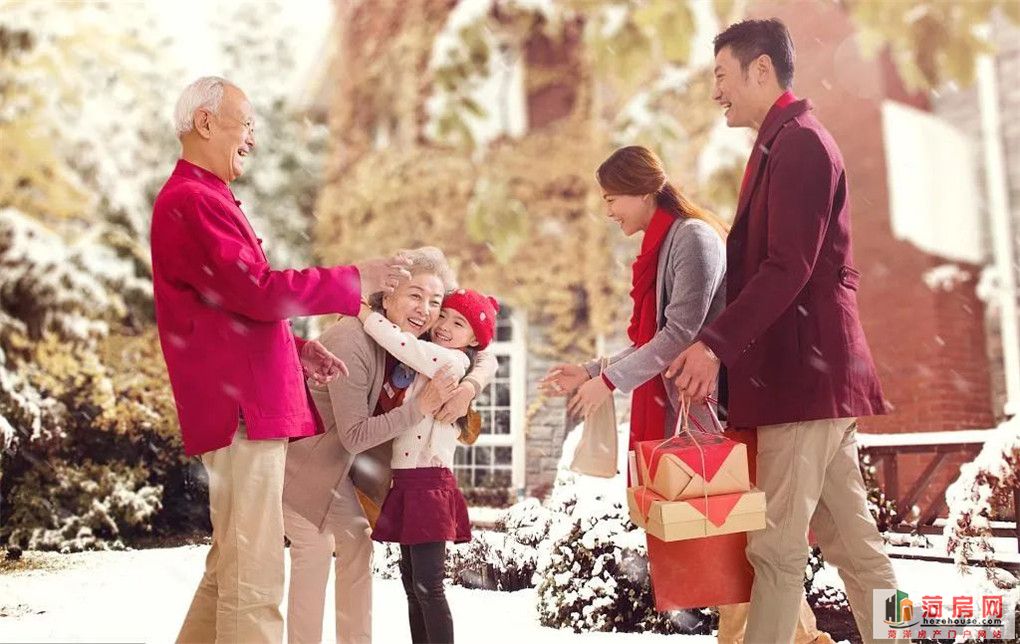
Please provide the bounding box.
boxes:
[666,340,720,403]
[356,254,413,297]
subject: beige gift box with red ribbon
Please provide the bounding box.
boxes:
[628,485,766,542]
[635,431,751,501]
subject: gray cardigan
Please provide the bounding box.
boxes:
[585,217,726,436]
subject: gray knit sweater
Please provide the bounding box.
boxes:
[585,217,727,436]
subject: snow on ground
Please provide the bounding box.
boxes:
[856,428,998,447]
[0,545,712,643]
[887,532,1020,566]
[814,551,1019,613]
[3,542,1012,643]
[467,505,506,527]
[3,420,1014,641]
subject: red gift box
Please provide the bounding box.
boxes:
[645,427,759,611]
[635,431,751,501]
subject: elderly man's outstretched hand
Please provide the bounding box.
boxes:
[300,339,349,385]
[356,255,413,297]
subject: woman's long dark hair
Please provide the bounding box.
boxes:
[596,145,730,239]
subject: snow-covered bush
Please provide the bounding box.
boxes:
[534,497,712,634]
[0,209,150,340]
[444,499,551,591]
[372,542,401,580]
[860,449,899,533]
[447,529,538,591]
[0,325,202,551]
[945,415,1020,587]
[532,422,713,635]
[804,547,849,610]
[496,496,554,546]
[4,460,162,553]
[0,1,182,552]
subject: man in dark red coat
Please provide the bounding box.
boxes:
[667,19,898,644]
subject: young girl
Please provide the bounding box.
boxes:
[356,287,498,644]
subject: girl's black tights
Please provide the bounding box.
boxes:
[398,542,453,643]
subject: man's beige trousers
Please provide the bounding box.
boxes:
[743,418,899,644]
[177,426,288,643]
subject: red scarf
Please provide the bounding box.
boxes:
[627,208,676,449]
[739,90,798,196]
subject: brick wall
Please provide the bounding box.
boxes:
[522,324,570,496]
[522,327,633,496]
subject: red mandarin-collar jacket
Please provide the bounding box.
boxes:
[151,159,361,455]
[699,98,887,427]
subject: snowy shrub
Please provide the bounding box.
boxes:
[447,529,539,591]
[944,415,1020,587]
[533,501,712,635]
[461,486,516,508]
[444,500,552,591]
[804,547,849,610]
[533,422,712,635]
[4,460,162,553]
[0,1,186,552]
[372,542,401,580]
[0,209,150,340]
[0,329,205,551]
[860,449,898,532]
[496,497,554,546]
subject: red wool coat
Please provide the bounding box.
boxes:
[150,159,361,455]
[699,99,887,427]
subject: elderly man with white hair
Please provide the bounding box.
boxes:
[150,76,410,643]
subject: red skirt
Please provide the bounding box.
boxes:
[372,467,472,545]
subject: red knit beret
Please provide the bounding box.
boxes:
[441,288,500,350]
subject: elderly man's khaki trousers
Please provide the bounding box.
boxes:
[177,426,288,644]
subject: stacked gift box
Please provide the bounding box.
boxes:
[627,429,766,541]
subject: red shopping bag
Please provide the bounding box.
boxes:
[646,426,758,611]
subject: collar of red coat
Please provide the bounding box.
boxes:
[756,90,811,147]
[173,158,235,201]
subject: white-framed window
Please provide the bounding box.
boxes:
[453,304,527,493]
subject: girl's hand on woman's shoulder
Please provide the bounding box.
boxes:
[538,363,589,397]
